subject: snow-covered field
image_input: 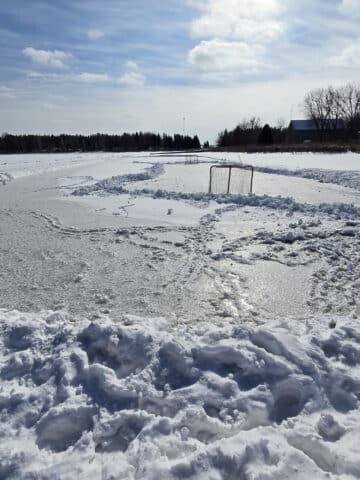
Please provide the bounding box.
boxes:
[0,151,360,479]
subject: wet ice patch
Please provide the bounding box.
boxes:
[1,309,360,479]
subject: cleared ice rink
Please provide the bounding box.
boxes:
[1,150,360,479]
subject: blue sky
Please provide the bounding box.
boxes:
[1,0,360,142]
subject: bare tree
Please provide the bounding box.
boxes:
[304,85,352,133]
[326,86,343,129]
[304,88,334,130]
[338,83,360,127]
[249,116,262,130]
[238,117,261,131]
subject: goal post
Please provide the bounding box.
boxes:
[209,164,254,194]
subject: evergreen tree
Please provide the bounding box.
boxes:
[258,124,273,144]
[0,132,203,154]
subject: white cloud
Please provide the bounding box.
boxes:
[26,71,63,80]
[0,86,16,98]
[87,29,105,40]
[329,41,360,68]
[189,39,264,73]
[77,72,111,83]
[118,62,145,87]
[340,0,360,15]
[76,65,145,87]
[188,0,282,83]
[124,61,138,71]
[191,0,284,43]
[118,72,146,88]
[23,47,72,69]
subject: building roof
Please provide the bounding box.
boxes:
[289,119,345,130]
[289,120,317,130]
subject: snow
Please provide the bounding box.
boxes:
[255,166,360,191]
[0,150,360,478]
[1,309,360,479]
[0,152,147,180]
[197,151,360,172]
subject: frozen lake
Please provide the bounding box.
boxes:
[1,150,359,320]
[1,150,360,479]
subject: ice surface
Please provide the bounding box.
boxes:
[1,309,360,479]
[1,150,360,478]
[0,152,147,180]
[194,151,360,171]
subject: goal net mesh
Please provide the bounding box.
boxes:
[209,165,253,194]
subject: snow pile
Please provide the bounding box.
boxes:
[0,171,12,186]
[73,163,164,196]
[1,309,360,479]
[255,167,360,191]
[83,184,360,221]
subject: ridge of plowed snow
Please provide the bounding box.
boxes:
[255,166,360,191]
[73,180,360,221]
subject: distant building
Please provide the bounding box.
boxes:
[287,119,346,143]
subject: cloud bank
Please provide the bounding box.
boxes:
[23,47,72,69]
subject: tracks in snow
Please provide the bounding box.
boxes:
[2,200,359,322]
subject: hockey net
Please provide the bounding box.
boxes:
[209,165,254,194]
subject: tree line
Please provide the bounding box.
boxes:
[217,117,286,147]
[0,132,201,154]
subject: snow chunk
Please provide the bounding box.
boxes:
[317,413,346,441]
[0,171,13,186]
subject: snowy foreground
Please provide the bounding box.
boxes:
[0,151,360,479]
[1,309,360,479]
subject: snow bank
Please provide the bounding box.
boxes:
[1,309,360,479]
[143,188,360,220]
[74,177,360,221]
[73,163,164,196]
[255,166,360,191]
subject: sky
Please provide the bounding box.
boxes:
[0,0,360,143]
